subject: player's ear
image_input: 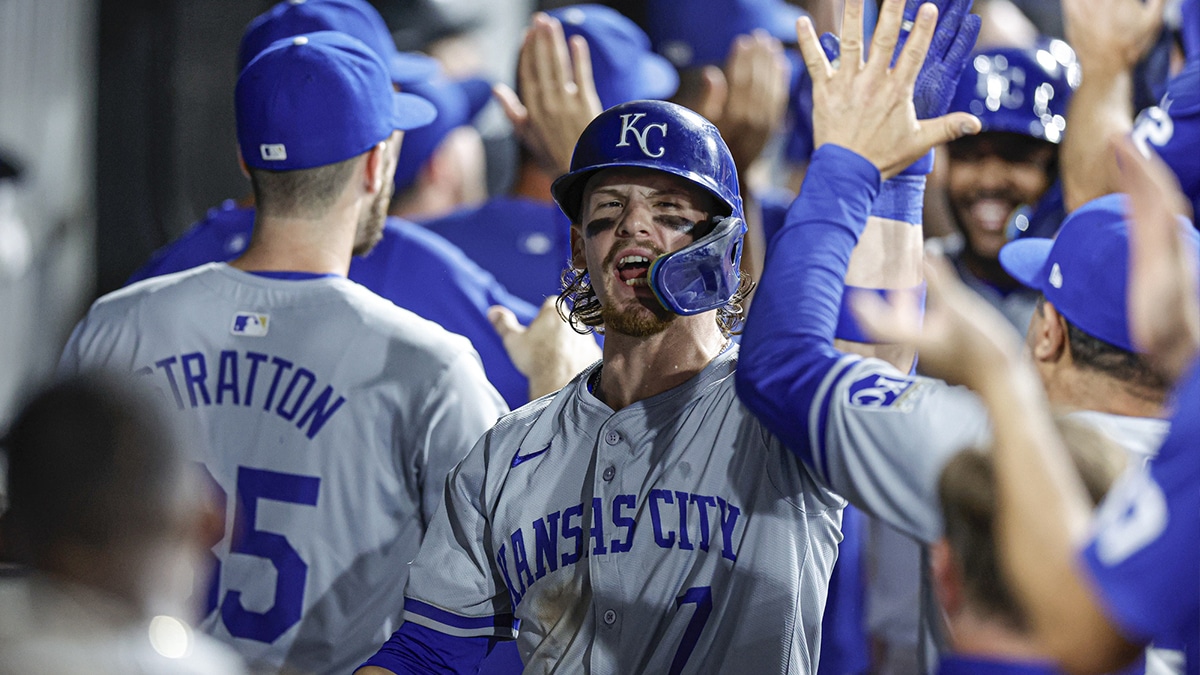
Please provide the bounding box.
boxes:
[929,538,962,618]
[363,142,387,195]
[1029,300,1067,363]
[570,224,586,269]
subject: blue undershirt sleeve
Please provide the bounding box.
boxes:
[736,144,881,473]
[359,622,497,675]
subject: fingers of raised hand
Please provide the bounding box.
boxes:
[893,3,938,86]
[869,0,909,75]
[796,16,833,81]
[838,0,867,66]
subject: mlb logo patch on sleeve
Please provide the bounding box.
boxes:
[231,312,270,337]
[847,373,917,410]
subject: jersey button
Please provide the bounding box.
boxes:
[604,430,621,445]
[602,466,616,481]
[603,609,617,625]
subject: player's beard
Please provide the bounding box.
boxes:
[597,241,676,337]
[352,179,392,257]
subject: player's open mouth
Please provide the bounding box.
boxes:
[616,255,652,286]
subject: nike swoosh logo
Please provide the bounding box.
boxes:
[511,444,550,468]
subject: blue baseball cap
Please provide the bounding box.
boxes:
[239,0,439,86]
[645,0,804,68]
[237,31,437,171]
[999,193,1200,351]
[547,5,679,109]
[393,75,493,192]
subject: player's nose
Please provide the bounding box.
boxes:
[614,199,654,238]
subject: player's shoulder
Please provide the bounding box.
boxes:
[336,279,481,368]
[92,263,225,316]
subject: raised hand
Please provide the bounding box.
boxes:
[1063,0,1165,77]
[494,13,603,176]
[693,30,792,174]
[850,254,1026,390]
[1115,135,1200,383]
[797,0,981,179]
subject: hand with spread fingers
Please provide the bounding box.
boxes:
[1115,135,1200,383]
[493,12,603,177]
[797,0,981,179]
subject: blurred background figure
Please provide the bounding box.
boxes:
[0,371,246,675]
[932,420,1126,675]
[421,4,679,307]
[929,41,1079,332]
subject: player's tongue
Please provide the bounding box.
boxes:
[616,255,652,286]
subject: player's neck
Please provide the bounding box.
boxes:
[947,608,1050,663]
[231,211,356,277]
[1040,362,1167,419]
[595,319,727,410]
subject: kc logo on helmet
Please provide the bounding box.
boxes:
[616,113,667,158]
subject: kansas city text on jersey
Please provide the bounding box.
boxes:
[496,489,743,607]
[135,349,346,440]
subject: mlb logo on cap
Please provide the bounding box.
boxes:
[999,193,1200,351]
[260,144,288,161]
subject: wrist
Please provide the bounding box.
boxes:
[870,176,926,224]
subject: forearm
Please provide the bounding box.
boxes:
[837,209,924,370]
[1061,67,1136,212]
[986,355,1135,672]
[737,145,879,457]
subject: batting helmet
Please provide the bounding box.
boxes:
[551,100,745,316]
[949,41,1080,144]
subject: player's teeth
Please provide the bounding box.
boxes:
[618,255,650,266]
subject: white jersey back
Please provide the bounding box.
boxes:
[59,263,506,673]
[404,348,845,674]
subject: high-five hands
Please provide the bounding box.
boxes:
[797,0,981,179]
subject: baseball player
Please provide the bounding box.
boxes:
[850,138,1200,675]
[126,0,540,409]
[421,5,679,307]
[927,41,1079,332]
[0,372,249,675]
[353,2,979,672]
[737,5,1195,675]
[59,32,507,674]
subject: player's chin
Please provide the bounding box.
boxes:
[601,295,674,337]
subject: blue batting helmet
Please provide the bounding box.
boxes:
[949,41,1080,144]
[551,100,745,316]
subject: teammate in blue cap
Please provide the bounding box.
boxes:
[931,41,1079,332]
[736,1,1194,674]
[61,31,508,673]
[423,5,679,308]
[355,1,981,672]
[850,137,1200,675]
[387,74,493,222]
[126,0,542,408]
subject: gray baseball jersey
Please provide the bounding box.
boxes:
[402,347,849,674]
[59,263,507,673]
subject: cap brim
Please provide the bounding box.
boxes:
[393,91,438,131]
[389,51,440,86]
[458,77,495,119]
[998,237,1054,290]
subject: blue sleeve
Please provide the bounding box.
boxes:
[359,622,500,675]
[736,144,881,471]
[1080,359,1200,647]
